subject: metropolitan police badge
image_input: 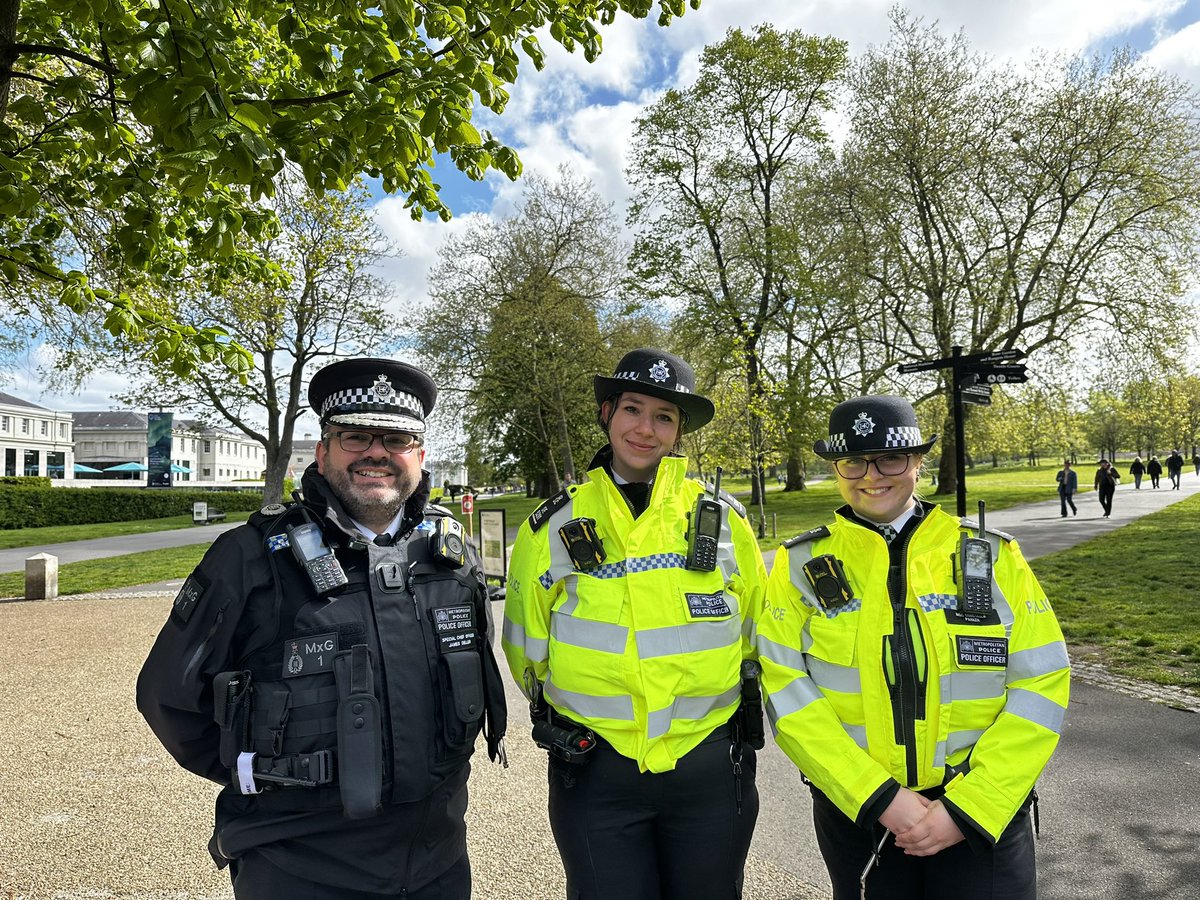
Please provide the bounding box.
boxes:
[852,412,876,436]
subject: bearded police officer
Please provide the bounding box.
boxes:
[137,358,506,899]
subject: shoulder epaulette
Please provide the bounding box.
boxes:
[528,489,571,532]
[424,502,454,517]
[960,519,1014,543]
[250,501,300,527]
[782,525,831,549]
[718,489,747,519]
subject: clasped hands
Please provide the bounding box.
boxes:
[878,788,965,857]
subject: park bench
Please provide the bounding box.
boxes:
[192,502,227,525]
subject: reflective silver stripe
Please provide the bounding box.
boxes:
[1008,642,1070,683]
[502,618,549,664]
[715,503,740,582]
[843,723,868,749]
[940,670,1005,703]
[551,610,628,654]
[636,606,741,658]
[756,633,807,673]
[984,532,1014,640]
[947,728,985,757]
[1005,688,1066,734]
[545,498,580,590]
[805,656,861,694]
[647,684,740,739]
[786,542,823,611]
[934,741,946,768]
[765,674,824,720]
[545,678,635,721]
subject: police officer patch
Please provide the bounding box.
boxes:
[431,604,478,653]
[956,635,1008,667]
[685,591,732,618]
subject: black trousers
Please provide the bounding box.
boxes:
[1058,488,1076,516]
[1098,485,1115,516]
[230,849,470,899]
[548,734,758,900]
[811,789,1035,900]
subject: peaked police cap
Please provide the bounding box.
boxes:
[813,394,937,460]
[308,357,437,433]
[593,348,715,433]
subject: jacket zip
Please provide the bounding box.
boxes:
[884,530,923,787]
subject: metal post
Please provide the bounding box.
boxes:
[952,345,967,518]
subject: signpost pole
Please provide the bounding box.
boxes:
[952,345,967,518]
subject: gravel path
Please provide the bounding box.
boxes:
[1,591,823,900]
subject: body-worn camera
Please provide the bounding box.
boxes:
[558,517,606,572]
[288,521,349,596]
[801,554,854,611]
[432,516,466,568]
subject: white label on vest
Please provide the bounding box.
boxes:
[956,635,1008,667]
[686,591,732,618]
[282,632,339,678]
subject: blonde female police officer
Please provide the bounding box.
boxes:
[503,349,768,900]
[757,395,1070,900]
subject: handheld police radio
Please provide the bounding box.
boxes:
[956,500,994,617]
[287,520,349,596]
[686,466,724,572]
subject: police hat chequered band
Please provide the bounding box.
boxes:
[319,386,425,422]
[823,426,926,452]
[611,369,693,394]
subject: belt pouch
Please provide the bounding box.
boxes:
[442,651,484,746]
[334,645,382,819]
[213,670,252,768]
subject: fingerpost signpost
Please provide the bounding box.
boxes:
[897,346,1028,516]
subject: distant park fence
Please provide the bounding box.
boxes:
[0,484,263,529]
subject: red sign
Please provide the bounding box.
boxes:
[461,493,474,514]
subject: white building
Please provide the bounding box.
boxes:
[0,391,74,479]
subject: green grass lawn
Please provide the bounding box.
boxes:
[0,544,209,598]
[1030,493,1200,692]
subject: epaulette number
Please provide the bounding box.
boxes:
[529,489,570,532]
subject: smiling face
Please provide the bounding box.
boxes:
[316,429,425,532]
[602,391,683,482]
[835,452,922,525]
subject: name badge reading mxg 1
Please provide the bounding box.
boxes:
[283,632,339,678]
[956,635,1009,667]
[686,591,732,618]
[432,604,478,653]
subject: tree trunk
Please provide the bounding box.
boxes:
[786,454,807,491]
[0,0,21,123]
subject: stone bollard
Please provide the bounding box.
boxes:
[25,553,59,601]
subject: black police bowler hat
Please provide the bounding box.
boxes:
[308,358,437,433]
[813,395,937,460]
[593,348,715,433]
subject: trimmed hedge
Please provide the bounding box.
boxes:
[0,486,264,529]
[0,476,50,487]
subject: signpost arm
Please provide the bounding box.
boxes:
[952,345,967,518]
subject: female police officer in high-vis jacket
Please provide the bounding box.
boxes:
[758,395,1070,900]
[503,348,768,900]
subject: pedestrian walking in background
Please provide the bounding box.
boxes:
[758,395,1070,900]
[1166,449,1184,489]
[137,358,507,899]
[503,348,768,900]
[1129,456,1145,489]
[1193,452,1200,476]
[1094,459,1120,518]
[1056,460,1079,516]
[1147,455,1163,489]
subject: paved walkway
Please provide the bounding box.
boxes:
[2,472,1198,898]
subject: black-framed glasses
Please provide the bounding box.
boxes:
[833,453,913,479]
[329,430,423,454]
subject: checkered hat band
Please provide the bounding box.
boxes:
[320,387,424,419]
[884,426,923,448]
[613,371,692,393]
[825,433,848,452]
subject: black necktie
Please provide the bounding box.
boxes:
[373,533,393,547]
[879,525,898,544]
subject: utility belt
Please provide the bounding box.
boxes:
[213,643,384,819]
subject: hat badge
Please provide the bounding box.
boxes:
[852,412,875,437]
[649,360,671,383]
[371,375,395,402]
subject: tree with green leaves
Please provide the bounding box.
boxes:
[836,10,1200,495]
[416,170,646,495]
[112,177,393,505]
[627,24,848,517]
[0,0,699,372]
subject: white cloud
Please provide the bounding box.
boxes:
[1142,17,1200,82]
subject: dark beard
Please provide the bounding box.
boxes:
[323,461,419,526]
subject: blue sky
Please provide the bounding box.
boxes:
[12,0,1200,415]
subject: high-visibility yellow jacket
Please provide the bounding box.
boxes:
[759,503,1070,843]
[503,455,767,773]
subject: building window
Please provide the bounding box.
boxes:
[21,418,30,434]
[59,422,67,438]
[4,448,15,476]
[204,440,211,452]
[40,420,48,436]
[23,449,39,476]
[0,415,8,432]
[47,451,65,480]
[203,467,211,477]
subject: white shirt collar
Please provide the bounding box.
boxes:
[351,510,404,543]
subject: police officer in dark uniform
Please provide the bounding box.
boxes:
[137,358,507,899]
